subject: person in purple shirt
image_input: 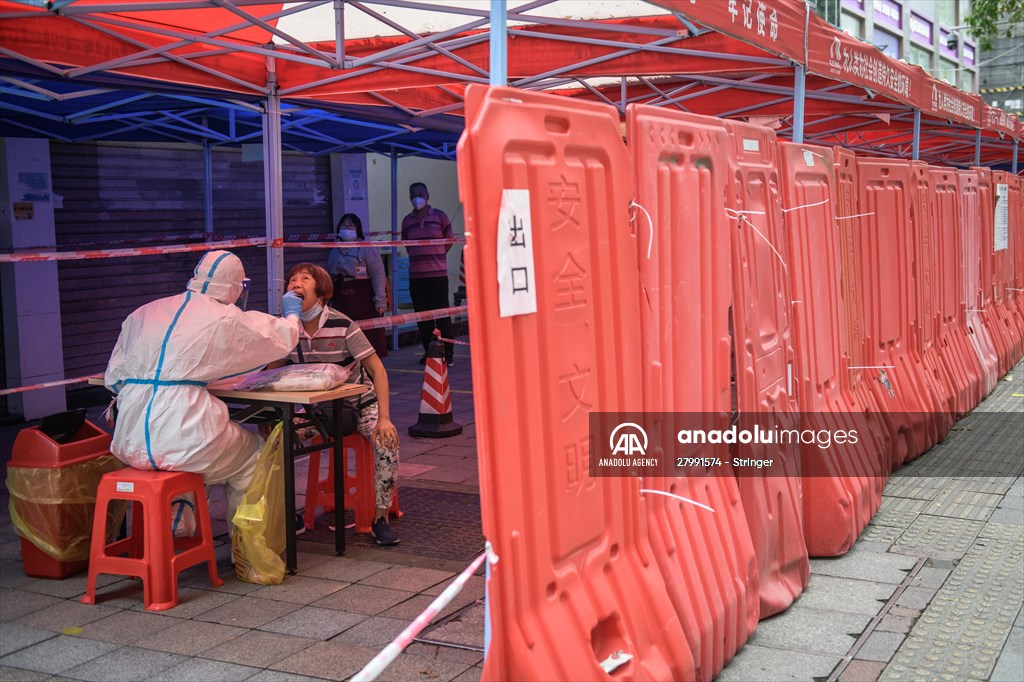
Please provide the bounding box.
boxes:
[401,182,455,364]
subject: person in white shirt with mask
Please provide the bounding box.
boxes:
[326,213,389,357]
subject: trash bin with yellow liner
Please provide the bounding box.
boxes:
[6,409,126,579]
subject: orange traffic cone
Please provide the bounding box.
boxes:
[409,337,463,438]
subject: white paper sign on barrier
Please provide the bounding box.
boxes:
[497,189,537,318]
[994,183,1008,252]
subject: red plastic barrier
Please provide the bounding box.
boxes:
[932,167,985,416]
[1009,174,1024,360]
[979,171,1015,375]
[855,157,941,465]
[831,150,892,471]
[992,172,1024,364]
[778,142,886,557]
[833,149,894,472]
[961,169,1000,399]
[910,164,956,433]
[992,172,1015,369]
[722,119,808,614]
[627,104,758,680]
[458,85,694,682]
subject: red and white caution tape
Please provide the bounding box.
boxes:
[280,237,465,249]
[0,374,97,396]
[432,329,471,346]
[21,231,356,250]
[351,551,488,682]
[356,306,466,331]
[2,311,466,396]
[1,236,464,262]
[0,238,267,263]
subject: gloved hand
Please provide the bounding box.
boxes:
[281,291,303,319]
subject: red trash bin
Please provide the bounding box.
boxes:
[6,414,125,579]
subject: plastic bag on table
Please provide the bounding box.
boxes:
[231,423,286,585]
[6,454,127,562]
[234,363,349,392]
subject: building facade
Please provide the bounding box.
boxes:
[813,0,979,92]
[977,23,1023,117]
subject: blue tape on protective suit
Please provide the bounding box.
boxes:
[199,252,231,295]
[142,291,193,470]
[123,378,208,387]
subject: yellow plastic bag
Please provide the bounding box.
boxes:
[231,423,286,584]
[6,454,127,562]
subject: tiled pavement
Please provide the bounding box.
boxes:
[719,363,1024,682]
[0,340,1021,681]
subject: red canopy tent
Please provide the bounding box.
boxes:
[2,0,1018,163]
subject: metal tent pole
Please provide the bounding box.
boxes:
[486,4,508,660]
[390,152,400,351]
[202,134,214,235]
[334,0,345,66]
[792,65,806,143]
[1014,139,1019,174]
[263,57,284,314]
[912,109,921,161]
[975,129,981,167]
[490,0,507,85]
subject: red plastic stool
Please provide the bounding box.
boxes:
[304,435,401,533]
[81,469,222,611]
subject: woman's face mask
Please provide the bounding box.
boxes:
[337,229,357,242]
[300,301,323,322]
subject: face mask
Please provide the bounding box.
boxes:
[300,302,323,322]
[338,229,357,241]
[412,197,427,210]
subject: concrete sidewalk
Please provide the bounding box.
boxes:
[719,362,1023,682]
[0,341,1020,681]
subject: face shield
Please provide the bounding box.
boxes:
[235,277,251,310]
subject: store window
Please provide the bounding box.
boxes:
[840,11,864,37]
[935,1,956,25]
[873,28,901,58]
[961,70,974,92]
[907,44,932,69]
[935,58,957,84]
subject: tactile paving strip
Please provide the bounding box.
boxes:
[944,477,1017,495]
[892,516,985,556]
[859,523,907,546]
[882,518,1023,680]
[883,475,953,500]
[872,497,931,530]
[925,489,1003,521]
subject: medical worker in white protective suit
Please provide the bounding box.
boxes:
[105,250,305,529]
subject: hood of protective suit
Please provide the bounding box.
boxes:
[187,250,245,304]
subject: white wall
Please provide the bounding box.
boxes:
[366,154,465,304]
[0,138,67,420]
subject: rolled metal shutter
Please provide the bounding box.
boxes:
[51,141,332,379]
